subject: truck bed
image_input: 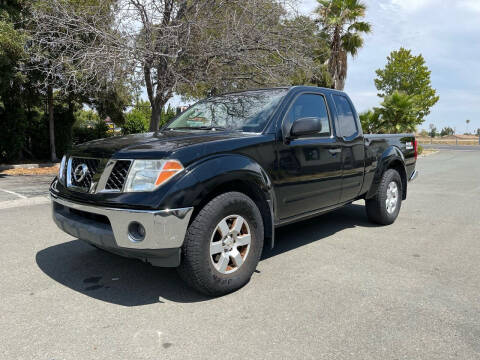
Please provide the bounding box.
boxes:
[361,133,417,196]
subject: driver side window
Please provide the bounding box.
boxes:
[286,94,331,136]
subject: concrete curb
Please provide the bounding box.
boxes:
[0,163,58,171]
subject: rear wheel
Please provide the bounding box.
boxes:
[177,192,264,296]
[366,169,402,225]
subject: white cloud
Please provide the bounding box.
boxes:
[298,0,317,14]
[389,0,437,12]
[458,0,480,12]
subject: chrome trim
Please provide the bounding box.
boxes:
[66,156,109,193]
[58,155,67,185]
[66,156,133,194]
[409,169,418,182]
[66,156,73,187]
[51,193,193,249]
[96,159,117,193]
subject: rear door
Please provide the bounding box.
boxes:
[275,92,343,220]
[331,94,366,203]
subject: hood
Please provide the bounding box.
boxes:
[71,130,261,161]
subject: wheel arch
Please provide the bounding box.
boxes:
[366,146,408,200]
[173,154,276,248]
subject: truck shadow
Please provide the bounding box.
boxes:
[262,203,374,260]
[36,203,372,306]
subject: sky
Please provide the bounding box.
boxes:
[167,0,480,133]
[300,0,480,133]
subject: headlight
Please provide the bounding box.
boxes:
[124,159,184,192]
[58,155,67,183]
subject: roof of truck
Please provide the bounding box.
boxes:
[218,85,347,97]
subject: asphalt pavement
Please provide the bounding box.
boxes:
[0,174,52,206]
[1,151,480,359]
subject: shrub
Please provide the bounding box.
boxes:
[72,109,112,145]
[122,108,149,135]
[418,144,423,155]
[74,109,100,127]
[419,129,428,137]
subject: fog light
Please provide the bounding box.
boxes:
[128,222,146,242]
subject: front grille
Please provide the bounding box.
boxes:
[105,160,131,191]
[69,157,100,191]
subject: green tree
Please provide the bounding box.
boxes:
[361,91,420,134]
[284,16,332,88]
[122,111,149,135]
[359,109,380,134]
[374,48,439,124]
[123,100,177,135]
[161,104,176,127]
[315,0,371,90]
[72,109,112,145]
[27,0,120,160]
[74,109,101,127]
[476,128,480,137]
[131,99,152,121]
[440,127,454,136]
[429,123,437,138]
[0,2,28,162]
[92,83,133,126]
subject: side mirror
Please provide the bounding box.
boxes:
[290,117,322,138]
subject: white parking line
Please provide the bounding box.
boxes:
[0,196,49,209]
[0,188,27,199]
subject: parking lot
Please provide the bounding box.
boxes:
[1,150,480,359]
[0,174,51,205]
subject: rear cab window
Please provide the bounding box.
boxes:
[333,95,358,138]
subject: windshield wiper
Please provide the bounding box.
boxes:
[167,126,227,131]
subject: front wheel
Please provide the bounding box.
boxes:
[366,169,402,225]
[177,192,264,296]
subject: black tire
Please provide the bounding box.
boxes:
[366,169,402,225]
[177,192,264,296]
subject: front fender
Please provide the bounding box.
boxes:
[158,154,276,247]
[159,154,275,210]
[366,146,407,199]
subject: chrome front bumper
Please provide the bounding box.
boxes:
[51,193,193,250]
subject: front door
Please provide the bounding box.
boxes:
[275,93,343,220]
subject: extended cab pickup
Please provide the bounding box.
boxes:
[50,86,418,295]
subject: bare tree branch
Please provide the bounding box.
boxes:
[25,0,325,130]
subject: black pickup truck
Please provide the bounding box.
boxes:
[50,86,418,295]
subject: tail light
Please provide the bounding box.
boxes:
[413,139,418,160]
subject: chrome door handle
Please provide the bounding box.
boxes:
[328,148,341,155]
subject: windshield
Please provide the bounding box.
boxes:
[165,89,287,133]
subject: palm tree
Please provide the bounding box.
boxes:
[315,0,371,90]
[466,119,470,134]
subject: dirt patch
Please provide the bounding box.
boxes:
[417,136,480,146]
[419,149,438,157]
[0,165,59,176]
